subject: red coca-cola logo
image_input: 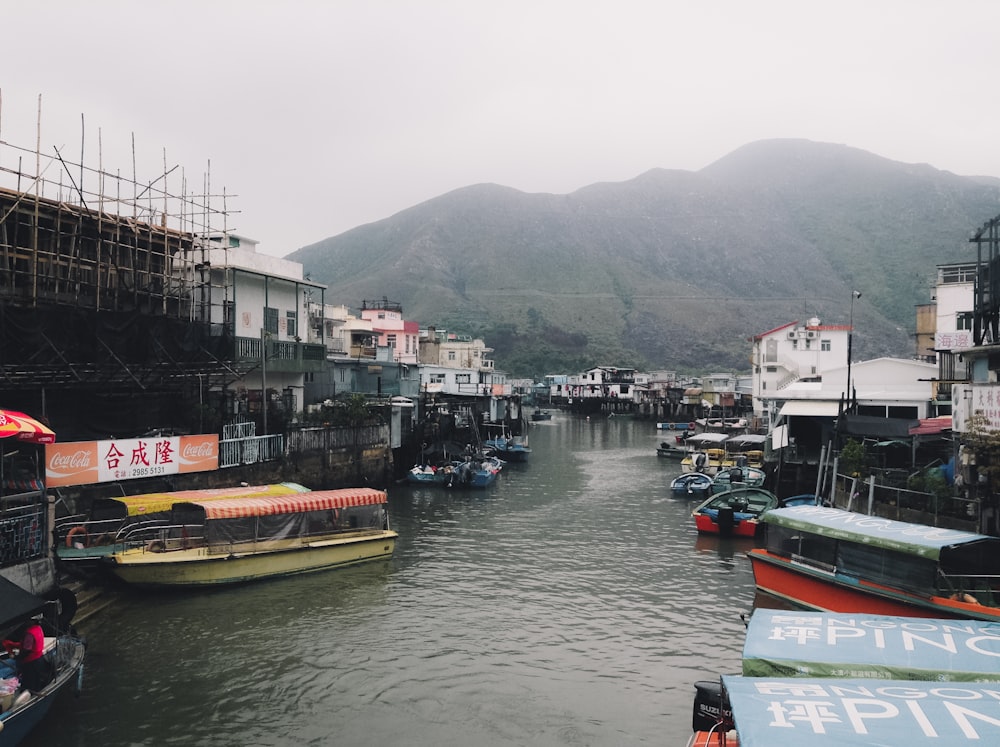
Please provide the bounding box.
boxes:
[49,450,94,470]
[182,442,215,458]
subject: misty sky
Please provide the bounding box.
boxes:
[3,1,999,257]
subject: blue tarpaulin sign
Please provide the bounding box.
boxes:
[743,610,1000,682]
[723,675,1000,745]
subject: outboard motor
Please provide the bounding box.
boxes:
[692,679,732,732]
[716,507,735,536]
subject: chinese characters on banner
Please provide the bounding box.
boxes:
[969,384,1000,431]
[45,435,219,488]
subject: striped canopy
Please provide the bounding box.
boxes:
[0,409,56,444]
[103,482,311,517]
[177,487,388,520]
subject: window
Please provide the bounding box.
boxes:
[448,351,456,361]
[430,373,446,383]
[957,311,974,331]
[387,334,397,348]
[821,339,831,351]
[264,307,278,335]
[456,374,471,383]
[286,311,297,338]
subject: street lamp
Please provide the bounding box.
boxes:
[846,290,861,410]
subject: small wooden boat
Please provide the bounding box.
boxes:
[710,466,766,494]
[671,473,713,499]
[680,434,729,475]
[531,409,552,421]
[406,463,457,485]
[749,505,1000,621]
[0,578,87,746]
[105,488,397,588]
[691,487,779,537]
[483,434,531,462]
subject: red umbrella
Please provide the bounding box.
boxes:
[0,409,56,444]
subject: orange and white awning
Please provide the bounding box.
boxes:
[179,488,388,520]
[0,409,56,444]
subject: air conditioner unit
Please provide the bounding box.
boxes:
[806,331,817,339]
[787,331,797,339]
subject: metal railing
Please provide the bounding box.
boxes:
[219,434,286,468]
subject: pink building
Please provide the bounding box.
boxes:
[359,299,420,364]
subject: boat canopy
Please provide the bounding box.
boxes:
[174,488,387,520]
[722,674,1000,745]
[743,609,1000,681]
[92,482,311,519]
[686,432,730,446]
[0,575,46,629]
[761,505,1000,562]
[726,433,766,448]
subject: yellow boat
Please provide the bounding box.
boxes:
[57,482,311,564]
[104,488,397,587]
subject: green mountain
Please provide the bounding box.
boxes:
[289,139,1000,378]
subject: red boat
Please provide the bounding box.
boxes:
[748,505,1000,621]
[691,487,779,537]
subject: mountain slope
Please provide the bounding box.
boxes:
[289,139,1000,376]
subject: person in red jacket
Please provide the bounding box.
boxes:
[3,617,53,692]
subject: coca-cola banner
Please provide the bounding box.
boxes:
[45,435,219,487]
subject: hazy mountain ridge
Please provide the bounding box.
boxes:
[290,139,1000,376]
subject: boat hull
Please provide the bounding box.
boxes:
[693,512,759,537]
[748,549,1000,621]
[107,531,397,588]
[0,637,86,747]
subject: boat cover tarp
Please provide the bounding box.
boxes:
[722,674,1000,745]
[0,575,46,630]
[761,505,1000,560]
[686,433,730,446]
[726,433,767,448]
[743,609,1000,681]
[178,487,387,520]
[94,482,310,518]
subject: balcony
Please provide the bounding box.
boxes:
[234,336,326,373]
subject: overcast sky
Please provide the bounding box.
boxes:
[3,1,999,257]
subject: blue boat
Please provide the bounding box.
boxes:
[710,466,766,494]
[0,578,86,747]
[670,472,713,499]
[408,456,503,488]
[483,435,531,462]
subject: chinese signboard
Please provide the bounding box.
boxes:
[935,330,973,351]
[45,434,219,488]
[956,383,1000,432]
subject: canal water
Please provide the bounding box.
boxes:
[30,414,764,747]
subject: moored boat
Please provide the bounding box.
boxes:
[104,488,397,588]
[710,466,766,494]
[742,608,1000,681]
[671,472,714,499]
[691,487,780,537]
[680,433,729,475]
[688,609,1000,745]
[531,408,552,421]
[714,675,1000,746]
[748,505,1000,621]
[483,434,531,462]
[56,482,311,566]
[0,578,87,746]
